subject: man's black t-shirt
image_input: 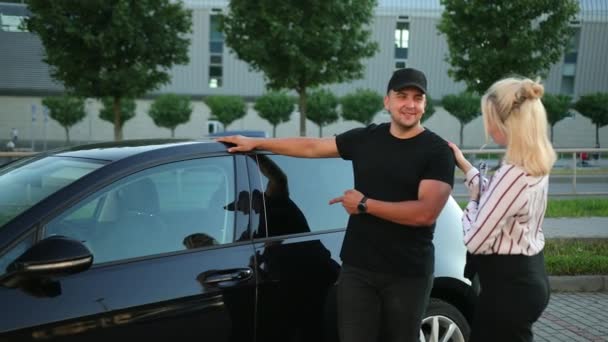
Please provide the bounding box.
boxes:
[335,123,455,276]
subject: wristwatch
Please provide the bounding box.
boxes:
[357,196,368,214]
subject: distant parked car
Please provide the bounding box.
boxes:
[207,130,268,138]
[0,139,476,341]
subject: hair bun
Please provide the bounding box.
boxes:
[520,80,544,100]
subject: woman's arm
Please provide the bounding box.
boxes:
[463,165,529,254]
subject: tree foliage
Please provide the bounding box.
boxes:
[204,96,247,131]
[438,0,579,94]
[99,97,136,132]
[254,91,295,137]
[24,0,192,140]
[340,89,383,127]
[42,95,86,144]
[542,93,572,142]
[442,92,481,147]
[307,89,339,137]
[221,0,378,136]
[148,94,193,138]
[422,95,436,123]
[574,93,608,147]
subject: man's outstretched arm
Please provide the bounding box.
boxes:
[215,135,339,158]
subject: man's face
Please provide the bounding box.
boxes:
[384,87,426,130]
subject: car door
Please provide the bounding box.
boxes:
[246,154,352,342]
[0,155,256,341]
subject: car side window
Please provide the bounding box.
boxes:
[0,233,35,277]
[43,156,236,264]
[257,155,353,237]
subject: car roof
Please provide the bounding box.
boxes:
[49,139,228,162]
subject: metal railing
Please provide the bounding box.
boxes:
[460,148,608,197]
[2,148,607,196]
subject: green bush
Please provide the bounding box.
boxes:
[204,95,246,130]
[340,89,383,126]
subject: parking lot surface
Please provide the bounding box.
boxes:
[535,292,608,341]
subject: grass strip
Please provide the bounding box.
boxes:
[457,199,608,217]
[544,238,608,275]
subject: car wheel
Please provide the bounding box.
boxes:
[419,298,470,342]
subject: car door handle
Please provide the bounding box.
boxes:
[200,268,253,285]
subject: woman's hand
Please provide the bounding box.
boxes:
[448,142,473,174]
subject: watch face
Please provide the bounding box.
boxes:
[357,196,368,213]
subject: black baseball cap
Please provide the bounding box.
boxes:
[387,68,427,94]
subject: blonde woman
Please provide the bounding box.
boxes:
[449,77,556,342]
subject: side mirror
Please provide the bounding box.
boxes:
[0,235,93,289]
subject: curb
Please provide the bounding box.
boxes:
[549,275,608,292]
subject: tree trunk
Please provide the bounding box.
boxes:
[596,124,600,147]
[65,127,70,144]
[272,125,277,138]
[297,88,307,137]
[171,128,175,138]
[319,125,323,137]
[459,123,464,148]
[113,97,123,141]
[551,125,554,143]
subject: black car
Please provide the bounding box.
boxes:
[0,139,477,341]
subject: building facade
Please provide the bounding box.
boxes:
[1,0,607,148]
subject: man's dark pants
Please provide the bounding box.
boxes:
[337,264,433,342]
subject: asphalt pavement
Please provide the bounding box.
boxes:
[543,217,608,239]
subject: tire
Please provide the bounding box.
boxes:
[420,298,471,342]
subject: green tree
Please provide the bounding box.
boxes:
[340,89,383,126]
[42,95,86,144]
[99,97,136,134]
[221,0,378,136]
[307,89,339,137]
[422,95,436,123]
[24,0,192,141]
[437,0,579,94]
[204,96,247,131]
[254,91,295,137]
[442,92,481,147]
[148,94,193,138]
[574,93,608,147]
[543,93,572,143]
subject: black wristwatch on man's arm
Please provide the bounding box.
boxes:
[357,196,368,214]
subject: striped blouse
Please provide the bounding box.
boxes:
[462,163,549,255]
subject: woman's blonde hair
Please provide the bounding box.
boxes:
[481,77,556,176]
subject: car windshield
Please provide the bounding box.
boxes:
[0,156,106,228]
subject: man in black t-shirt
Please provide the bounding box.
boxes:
[216,68,455,342]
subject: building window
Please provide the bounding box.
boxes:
[209,14,223,88]
[560,25,580,95]
[394,19,409,69]
[1,14,27,32]
[210,55,222,64]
